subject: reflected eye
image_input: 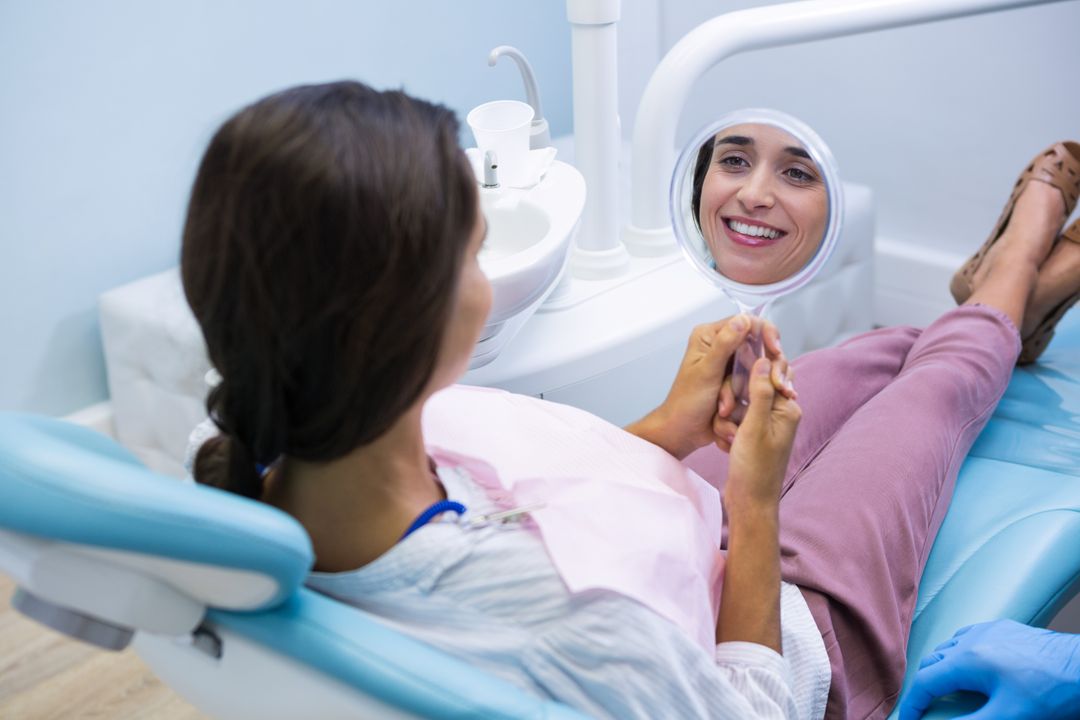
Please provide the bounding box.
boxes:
[784,166,817,183]
[717,155,749,170]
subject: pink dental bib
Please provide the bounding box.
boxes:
[422,384,726,654]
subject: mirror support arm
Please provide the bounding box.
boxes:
[629,0,1072,234]
[566,0,631,278]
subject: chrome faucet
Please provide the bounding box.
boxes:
[488,45,551,149]
[481,150,500,189]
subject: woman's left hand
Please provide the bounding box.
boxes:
[625,314,793,459]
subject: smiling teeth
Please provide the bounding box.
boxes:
[728,220,781,239]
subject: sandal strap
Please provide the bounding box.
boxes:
[1025,141,1080,216]
[984,141,1080,256]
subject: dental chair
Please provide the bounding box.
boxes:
[2,314,1079,719]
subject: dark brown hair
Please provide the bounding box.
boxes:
[691,138,714,233]
[180,81,477,498]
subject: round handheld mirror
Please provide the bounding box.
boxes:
[670,108,843,415]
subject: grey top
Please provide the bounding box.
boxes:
[307,464,830,720]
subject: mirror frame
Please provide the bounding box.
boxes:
[670,108,844,306]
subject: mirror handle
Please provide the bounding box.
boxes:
[728,330,764,424]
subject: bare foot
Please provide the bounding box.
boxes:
[971,180,1066,291]
[1021,235,1080,338]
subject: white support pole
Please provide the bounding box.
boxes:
[566,0,630,279]
[628,0,1075,238]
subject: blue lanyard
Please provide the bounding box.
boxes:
[400,500,467,540]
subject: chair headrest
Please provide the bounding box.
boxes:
[0,413,313,609]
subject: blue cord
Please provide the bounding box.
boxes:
[401,500,467,540]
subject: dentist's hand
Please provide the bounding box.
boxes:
[625,314,790,459]
[900,620,1080,720]
[725,357,801,514]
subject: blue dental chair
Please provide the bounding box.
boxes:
[1,315,1079,719]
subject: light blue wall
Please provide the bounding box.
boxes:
[0,0,572,415]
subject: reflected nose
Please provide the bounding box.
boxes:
[736,168,775,211]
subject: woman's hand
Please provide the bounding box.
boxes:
[625,314,793,459]
[625,315,750,459]
[725,357,801,514]
[715,356,799,652]
[713,316,794,452]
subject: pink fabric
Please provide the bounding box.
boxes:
[423,385,725,655]
[685,305,1021,719]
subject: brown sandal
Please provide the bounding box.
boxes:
[951,141,1080,305]
[1019,218,1080,364]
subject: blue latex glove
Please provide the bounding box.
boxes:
[900,619,1080,720]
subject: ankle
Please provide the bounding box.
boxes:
[966,263,1038,332]
[994,239,1045,271]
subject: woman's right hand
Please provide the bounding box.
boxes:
[715,356,798,652]
[724,357,801,513]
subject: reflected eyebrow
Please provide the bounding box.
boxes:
[714,134,813,162]
[714,135,751,147]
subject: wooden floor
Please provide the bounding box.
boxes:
[0,572,207,719]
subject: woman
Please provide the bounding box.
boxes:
[181,81,1080,719]
[691,123,829,286]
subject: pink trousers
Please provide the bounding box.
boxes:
[684,305,1021,719]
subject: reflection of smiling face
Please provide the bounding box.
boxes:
[697,123,828,285]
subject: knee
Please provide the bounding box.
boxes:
[901,356,1007,419]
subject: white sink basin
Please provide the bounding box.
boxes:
[471,160,585,367]
[480,201,550,266]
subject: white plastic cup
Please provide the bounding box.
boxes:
[467,100,534,187]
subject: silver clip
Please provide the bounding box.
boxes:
[466,501,546,529]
